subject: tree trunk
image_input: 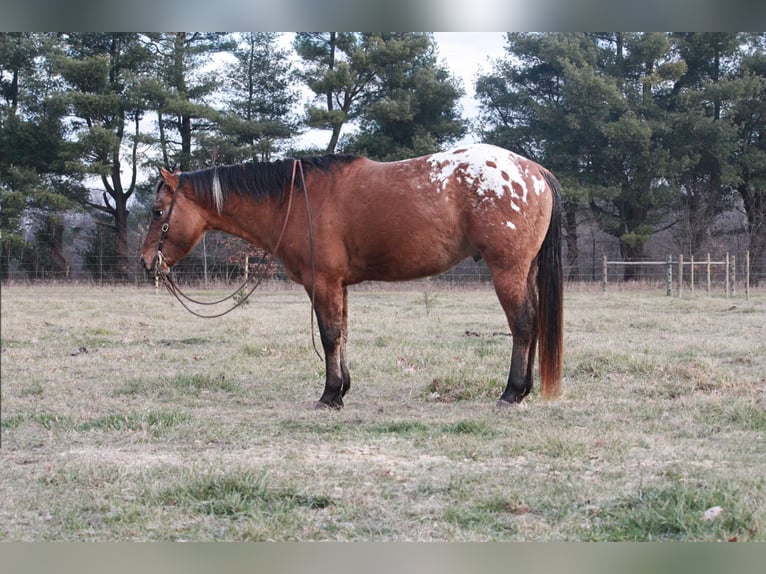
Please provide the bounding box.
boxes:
[114,202,131,280]
[48,216,67,276]
[563,203,579,281]
[740,182,766,284]
[326,124,342,154]
[619,238,646,281]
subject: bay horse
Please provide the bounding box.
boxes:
[140,144,563,409]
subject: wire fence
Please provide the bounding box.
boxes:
[599,252,764,299]
[3,252,765,298]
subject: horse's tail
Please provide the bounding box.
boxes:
[537,170,564,400]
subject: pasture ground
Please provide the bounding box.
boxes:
[1,283,765,541]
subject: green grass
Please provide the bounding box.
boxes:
[77,410,191,433]
[1,284,765,541]
[115,374,241,399]
[583,482,761,541]
[157,469,333,519]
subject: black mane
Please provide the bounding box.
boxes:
[180,154,360,209]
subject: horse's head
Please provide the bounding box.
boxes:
[140,167,207,276]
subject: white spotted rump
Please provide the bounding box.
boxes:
[427,144,542,216]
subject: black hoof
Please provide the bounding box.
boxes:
[495,395,528,408]
[314,398,344,410]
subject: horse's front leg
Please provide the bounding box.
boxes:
[309,279,347,409]
[340,286,350,397]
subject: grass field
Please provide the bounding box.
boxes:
[1,282,765,541]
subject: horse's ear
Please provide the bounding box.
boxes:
[158,167,179,189]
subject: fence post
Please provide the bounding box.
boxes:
[678,254,684,298]
[602,254,608,293]
[666,255,672,297]
[746,251,750,302]
[706,253,711,296]
[244,256,249,283]
[690,255,695,295]
[725,253,730,298]
[732,255,736,297]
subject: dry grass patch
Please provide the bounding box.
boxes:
[2,284,765,540]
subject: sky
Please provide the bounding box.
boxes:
[293,32,509,149]
[432,32,508,121]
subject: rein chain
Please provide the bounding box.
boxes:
[155,160,322,359]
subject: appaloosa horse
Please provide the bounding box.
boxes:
[140,144,563,408]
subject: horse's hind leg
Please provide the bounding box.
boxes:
[492,266,539,405]
[340,285,351,397]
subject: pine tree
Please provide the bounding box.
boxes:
[343,33,465,160]
[203,32,299,163]
[54,32,156,279]
[151,32,233,170]
[0,32,86,280]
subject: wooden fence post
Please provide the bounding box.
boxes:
[706,253,711,296]
[602,254,608,293]
[732,255,736,297]
[690,255,695,295]
[725,253,730,298]
[678,254,684,298]
[666,255,672,297]
[746,251,750,301]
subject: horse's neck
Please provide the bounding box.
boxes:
[211,197,285,252]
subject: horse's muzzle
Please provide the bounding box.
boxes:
[139,255,155,278]
[139,253,169,278]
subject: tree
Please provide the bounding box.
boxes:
[1,32,86,280]
[54,32,156,279]
[151,32,233,170]
[477,33,683,279]
[203,32,300,163]
[294,32,375,154]
[342,33,465,160]
[664,33,743,256]
[732,33,766,280]
[584,33,680,277]
[295,32,465,159]
[476,33,606,279]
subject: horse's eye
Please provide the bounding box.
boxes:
[153,209,164,221]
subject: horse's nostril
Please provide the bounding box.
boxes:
[139,255,155,276]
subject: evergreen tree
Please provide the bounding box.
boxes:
[731,33,766,279]
[476,33,606,278]
[343,33,465,160]
[0,32,86,279]
[151,32,233,170]
[53,32,156,279]
[477,33,682,279]
[295,33,464,158]
[587,33,676,276]
[203,32,300,163]
[664,33,743,255]
[293,32,373,154]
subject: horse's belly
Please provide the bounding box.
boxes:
[347,233,472,283]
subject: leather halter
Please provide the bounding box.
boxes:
[154,175,182,274]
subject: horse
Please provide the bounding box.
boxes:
[140,143,563,409]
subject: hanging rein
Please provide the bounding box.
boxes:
[154,159,321,357]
